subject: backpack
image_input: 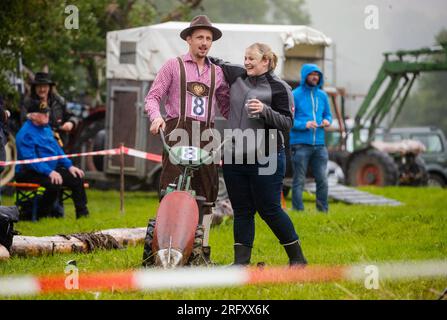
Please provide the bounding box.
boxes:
[0,206,20,251]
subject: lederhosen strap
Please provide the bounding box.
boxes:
[177,56,216,128]
[206,64,216,128]
[177,57,187,122]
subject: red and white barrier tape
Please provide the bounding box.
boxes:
[0,260,446,296]
[0,146,162,167]
[123,147,162,163]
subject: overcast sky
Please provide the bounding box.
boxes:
[305,0,447,113]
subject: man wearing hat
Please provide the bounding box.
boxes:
[14,100,89,220]
[144,15,230,264]
[25,71,80,217]
[24,72,78,147]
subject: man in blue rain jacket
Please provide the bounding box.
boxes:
[290,64,332,212]
[15,100,89,219]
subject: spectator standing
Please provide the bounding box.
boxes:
[290,64,332,212]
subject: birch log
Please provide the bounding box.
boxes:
[9,227,146,258]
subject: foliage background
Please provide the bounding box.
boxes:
[0,0,309,109]
[396,29,447,134]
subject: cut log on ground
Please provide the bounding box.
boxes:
[9,227,146,258]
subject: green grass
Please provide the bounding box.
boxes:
[0,187,446,300]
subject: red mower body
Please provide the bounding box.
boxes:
[152,191,199,267]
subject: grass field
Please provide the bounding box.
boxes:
[0,186,446,300]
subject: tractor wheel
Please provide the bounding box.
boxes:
[347,149,398,186]
[428,172,446,188]
[187,224,207,266]
[142,218,156,267]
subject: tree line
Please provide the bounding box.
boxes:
[0,0,309,110]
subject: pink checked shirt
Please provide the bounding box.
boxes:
[145,53,230,123]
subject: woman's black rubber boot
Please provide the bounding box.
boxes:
[233,244,252,265]
[283,240,307,266]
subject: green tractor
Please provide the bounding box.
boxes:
[328,43,447,187]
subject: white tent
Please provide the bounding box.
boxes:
[106,22,332,81]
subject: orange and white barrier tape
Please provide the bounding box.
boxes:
[0,146,162,167]
[0,260,446,296]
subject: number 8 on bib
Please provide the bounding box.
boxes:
[190,96,207,118]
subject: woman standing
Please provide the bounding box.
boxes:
[213,43,307,266]
[24,72,78,148]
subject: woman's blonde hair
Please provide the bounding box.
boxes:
[247,43,278,71]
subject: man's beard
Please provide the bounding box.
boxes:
[306,80,317,87]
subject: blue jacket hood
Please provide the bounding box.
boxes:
[300,64,324,89]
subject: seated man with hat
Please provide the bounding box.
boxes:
[24,71,78,217]
[14,100,89,219]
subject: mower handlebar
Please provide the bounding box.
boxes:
[159,128,229,167]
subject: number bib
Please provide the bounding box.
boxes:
[190,95,207,118]
[187,81,210,120]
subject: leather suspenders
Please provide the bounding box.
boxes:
[177,57,216,128]
[177,57,187,122]
[207,64,216,128]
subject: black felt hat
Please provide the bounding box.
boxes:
[31,72,55,85]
